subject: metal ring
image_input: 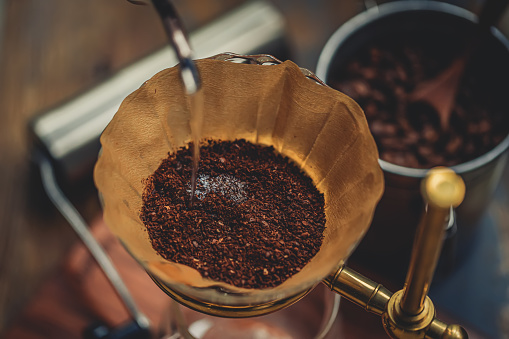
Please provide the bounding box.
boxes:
[209,52,328,87]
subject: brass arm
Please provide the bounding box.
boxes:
[323,265,391,316]
[400,167,465,315]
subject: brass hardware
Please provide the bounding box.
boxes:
[382,290,435,339]
[149,273,313,318]
[381,167,467,338]
[324,265,467,338]
[324,168,468,338]
[383,291,468,339]
[322,265,391,316]
[420,167,466,210]
[401,167,465,315]
[426,319,469,339]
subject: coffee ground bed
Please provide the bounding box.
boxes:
[140,139,326,289]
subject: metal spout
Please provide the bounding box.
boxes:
[150,0,201,94]
[129,0,201,94]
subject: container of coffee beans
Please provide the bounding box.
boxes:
[317,1,509,281]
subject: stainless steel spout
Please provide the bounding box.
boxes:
[150,0,201,94]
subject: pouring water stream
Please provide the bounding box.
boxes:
[129,0,203,205]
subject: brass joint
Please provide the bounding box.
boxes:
[383,290,435,339]
[382,290,468,339]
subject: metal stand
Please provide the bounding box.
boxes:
[35,150,151,339]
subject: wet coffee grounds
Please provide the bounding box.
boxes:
[329,33,509,168]
[140,139,326,289]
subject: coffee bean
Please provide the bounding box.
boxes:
[445,136,463,154]
[351,80,370,96]
[421,125,439,143]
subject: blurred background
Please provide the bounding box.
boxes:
[0,0,508,338]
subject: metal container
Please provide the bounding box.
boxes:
[316,1,509,280]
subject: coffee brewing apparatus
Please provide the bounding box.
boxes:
[33,1,472,338]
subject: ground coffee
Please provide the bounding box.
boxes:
[140,139,326,289]
[329,34,509,168]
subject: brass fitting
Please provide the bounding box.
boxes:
[400,167,465,315]
[383,290,435,339]
[382,290,468,339]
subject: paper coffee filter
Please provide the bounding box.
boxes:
[94,57,384,304]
